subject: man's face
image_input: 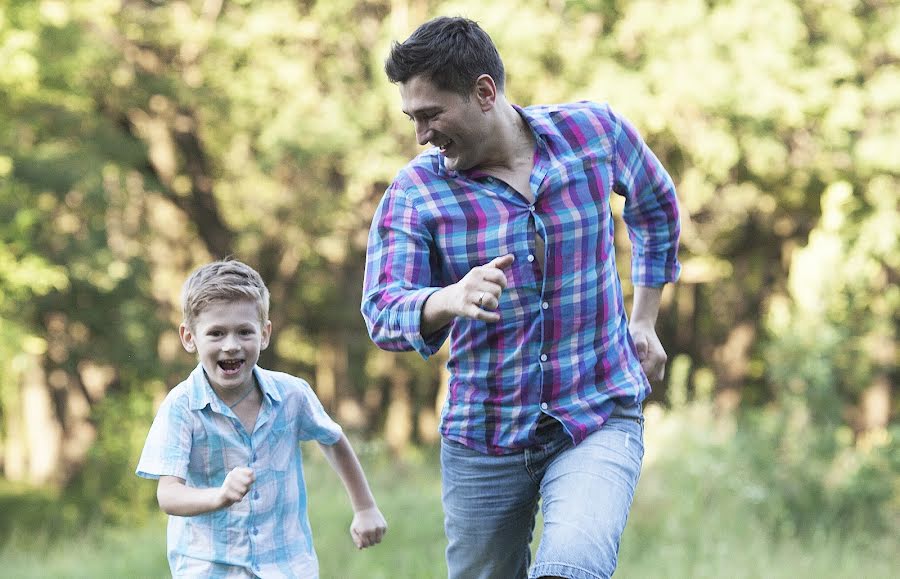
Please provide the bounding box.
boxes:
[180,299,271,398]
[399,75,488,172]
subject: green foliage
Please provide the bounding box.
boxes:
[626,402,898,578]
[0,480,69,544]
[766,179,898,413]
[305,442,448,578]
[0,520,168,579]
[732,409,896,538]
[1,408,897,577]
[63,386,162,526]
[0,1,897,549]
[662,367,897,543]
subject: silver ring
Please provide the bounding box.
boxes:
[478,292,485,306]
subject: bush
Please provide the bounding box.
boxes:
[62,385,161,526]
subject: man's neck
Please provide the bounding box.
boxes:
[479,99,534,173]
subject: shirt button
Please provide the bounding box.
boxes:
[540,354,548,362]
[540,402,548,410]
[527,254,535,262]
[542,301,549,309]
[529,205,535,212]
[253,492,260,500]
[253,528,259,535]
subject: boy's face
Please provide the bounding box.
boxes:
[179,299,271,399]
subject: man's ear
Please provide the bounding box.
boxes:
[179,323,196,353]
[473,74,498,112]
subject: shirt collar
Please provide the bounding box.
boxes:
[186,363,281,412]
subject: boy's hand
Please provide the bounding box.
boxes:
[219,467,255,508]
[350,506,387,549]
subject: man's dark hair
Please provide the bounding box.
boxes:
[385,16,505,96]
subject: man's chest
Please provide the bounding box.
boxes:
[426,166,613,277]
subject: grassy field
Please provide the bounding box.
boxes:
[1,404,896,578]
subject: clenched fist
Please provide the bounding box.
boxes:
[219,466,255,508]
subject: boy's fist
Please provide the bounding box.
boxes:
[350,506,387,549]
[220,466,255,507]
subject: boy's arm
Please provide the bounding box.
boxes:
[318,434,387,549]
[157,467,255,516]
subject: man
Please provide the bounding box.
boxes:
[361,16,680,579]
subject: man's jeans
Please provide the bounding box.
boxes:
[440,403,644,579]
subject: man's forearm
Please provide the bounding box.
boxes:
[421,287,455,336]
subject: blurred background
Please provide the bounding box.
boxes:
[0,0,897,577]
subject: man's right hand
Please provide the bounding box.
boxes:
[421,254,515,333]
[219,466,255,508]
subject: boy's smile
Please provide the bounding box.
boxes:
[179,299,271,404]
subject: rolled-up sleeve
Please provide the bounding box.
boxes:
[612,110,681,287]
[361,181,450,359]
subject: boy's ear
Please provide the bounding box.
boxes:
[260,320,272,350]
[179,323,197,353]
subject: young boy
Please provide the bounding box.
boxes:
[137,259,386,578]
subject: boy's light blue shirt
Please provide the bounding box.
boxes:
[136,364,342,578]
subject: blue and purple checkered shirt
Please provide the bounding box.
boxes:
[362,102,680,455]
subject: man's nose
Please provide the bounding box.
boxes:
[415,121,431,146]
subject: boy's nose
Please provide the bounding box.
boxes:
[221,335,240,351]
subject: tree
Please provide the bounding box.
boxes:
[1,0,895,495]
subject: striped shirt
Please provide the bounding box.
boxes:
[362,102,680,455]
[136,364,342,578]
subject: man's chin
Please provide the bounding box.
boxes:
[443,156,470,172]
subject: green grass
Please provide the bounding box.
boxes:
[1,405,896,578]
[0,522,168,578]
[619,467,897,579]
[305,443,447,579]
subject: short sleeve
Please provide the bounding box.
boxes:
[135,388,193,480]
[294,380,343,445]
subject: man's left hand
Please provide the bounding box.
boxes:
[630,321,667,381]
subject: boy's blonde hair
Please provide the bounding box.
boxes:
[181,259,270,329]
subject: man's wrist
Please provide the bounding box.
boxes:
[631,285,663,326]
[421,287,454,335]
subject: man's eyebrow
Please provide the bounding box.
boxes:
[403,106,441,118]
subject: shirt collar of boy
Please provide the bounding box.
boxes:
[185,363,281,411]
